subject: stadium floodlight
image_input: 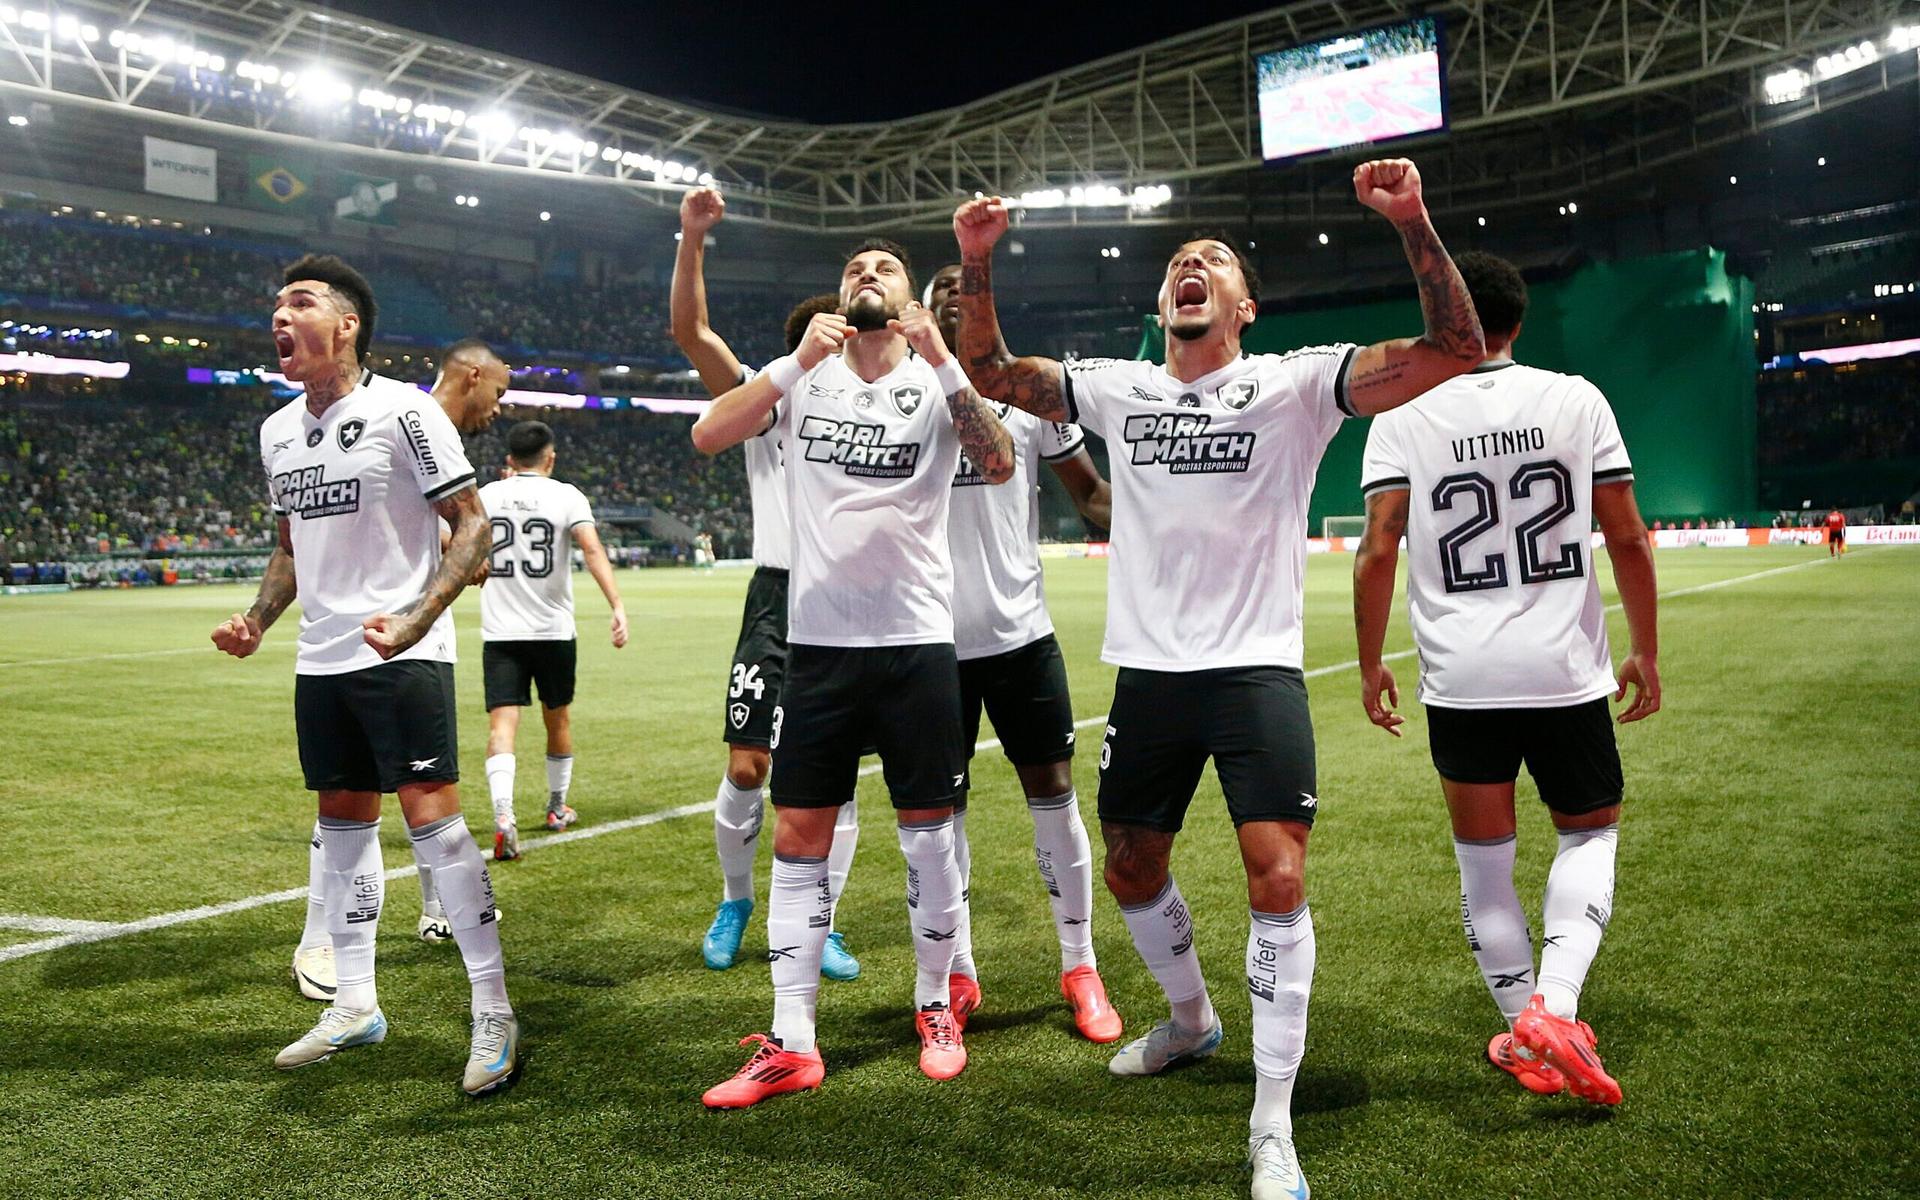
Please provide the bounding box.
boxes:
[601,146,620,162]
[1891,25,1920,52]
[1764,67,1811,103]
[663,160,684,179]
[52,13,72,38]
[207,54,223,72]
[698,172,714,186]
[581,141,597,156]
[1477,216,1487,227]
[19,9,46,31]
[7,114,26,127]
[0,8,17,26]
[540,211,551,221]
[471,110,513,139]
[450,109,466,127]
[1317,232,1329,245]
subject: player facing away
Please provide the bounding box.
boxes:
[690,237,1015,1107]
[1352,252,1661,1107]
[1825,506,1848,556]
[671,187,863,982]
[955,159,1485,1198]
[288,335,510,996]
[211,255,518,1096]
[480,420,629,859]
[924,262,1123,1042]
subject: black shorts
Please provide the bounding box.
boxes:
[772,642,965,810]
[1425,697,1623,816]
[959,634,1076,789]
[1097,666,1318,833]
[723,567,789,747]
[294,659,460,794]
[1828,528,1845,543]
[483,639,578,710]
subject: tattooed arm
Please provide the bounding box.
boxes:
[1353,486,1409,736]
[1343,159,1487,417]
[363,485,487,659]
[889,299,1014,484]
[211,517,294,657]
[951,198,1070,422]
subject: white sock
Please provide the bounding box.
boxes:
[827,797,859,918]
[714,776,765,903]
[1453,835,1534,1025]
[297,821,329,953]
[1538,824,1618,1020]
[768,852,833,1053]
[409,814,511,1018]
[545,754,573,810]
[948,806,977,980]
[416,862,443,919]
[485,753,516,825]
[899,816,964,1009]
[1119,876,1215,1033]
[318,815,383,1013]
[1247,905,1314,1135]
[1029,791,1096,971]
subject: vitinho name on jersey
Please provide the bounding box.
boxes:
[1122,412,1255,474]
[1452,426,1546,464]
[798,416,921,478]
[274,465,361,517]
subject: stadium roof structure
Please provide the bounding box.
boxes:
[0,0,1914,232]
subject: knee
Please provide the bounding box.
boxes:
[727,748,771,790]
[1103,837,1170,908]
[1246,859,1306,916]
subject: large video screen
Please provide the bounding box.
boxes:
[1257,17,1446,163]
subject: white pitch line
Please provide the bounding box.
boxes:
[0,552,1851,967]
[0,912,121,934]
[0,642,291,670]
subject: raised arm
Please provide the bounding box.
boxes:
[1343,160,1487,417]
[573,521,629,649]
[1048,449,1112,531]
[1353,487,1410,736]
[670,187,746,396]
[211,516,294,657]
[692,311,850,455]
[1594,481,1660,723]
[953,198,1069,422]
[891,299,1014,484]
[362,485,487,659]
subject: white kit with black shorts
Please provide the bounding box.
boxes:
[259,372,475,792]
[722,363,792,747]
[769,353,967,810]
[1360,359,1634,813]
[949,405,1084,784]
[1061,348,1358,831]
[479,472,597,712]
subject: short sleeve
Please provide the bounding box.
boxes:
[397,397,476,501]
[1359,414,1411,499]
[1059,357,1136,437]
[1277,343,1360,431]
[1587,383,1634,484]
[261,435,287,517]
[568,484,596,530]
[1038,417,1086,462]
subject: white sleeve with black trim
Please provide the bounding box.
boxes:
[397,397,477,501]
[1359,411,1412,499]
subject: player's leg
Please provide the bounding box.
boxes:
[1100,671,1218,1076]
[821,795,862,981]
[708,575,786,967]
[536,640,579,830]
[482,642,532,860]
[291,820,336,1000]
[1512,699,1625,1104]
[942,658,989,1015]
[871,645,970,1081]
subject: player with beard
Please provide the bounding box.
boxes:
[288,337,508,996]
[691,238,1014,1108]
[213,255,519,1096]
[672,187,862,983]
[954,159,1485,1197]
[922,263,1123,1042]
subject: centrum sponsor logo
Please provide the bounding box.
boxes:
[797,417,921,478]
[401,409,439,474]
[1121,412,1256,473]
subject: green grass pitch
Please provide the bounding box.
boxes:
[0,546,1914,1199]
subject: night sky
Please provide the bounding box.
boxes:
[325,1,1284,124]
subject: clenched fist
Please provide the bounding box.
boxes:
[681,186,725,236]
[211,612,263,658]
[1353,158,1426,225]
[795,311,852,371]
[887,300,952,366]
[954,197,1010,258]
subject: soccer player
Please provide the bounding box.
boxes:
[924,261,1123,1042]
[953,159,1484,1197]
[212,254,518,1097]
[287,338,510,993]
[480,420,629,859]
[671,186,860,982]
[1825,506,1847,556]
[690,237,1014,1107]
[1352,251,1660,1107]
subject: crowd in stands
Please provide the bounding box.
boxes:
[0,211,280,322]
[1758,361,1920,467]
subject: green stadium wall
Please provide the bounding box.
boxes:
[1134,248,1758,528]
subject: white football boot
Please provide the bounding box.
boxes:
[274,1006,387,1069]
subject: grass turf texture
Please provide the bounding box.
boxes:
[0,546,1914,1199]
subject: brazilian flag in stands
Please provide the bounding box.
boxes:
[243,154,314,214]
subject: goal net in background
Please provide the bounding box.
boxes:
[1322,515,1367,539]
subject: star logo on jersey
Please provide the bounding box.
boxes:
[854,390,875,409]
[729,702,750,730]
[409,757,440,772]
[1218,379,1260,411]
[1176,392,1201,408]
[337,418,367,451]
[306,428,324,448]
[890,384,925,418]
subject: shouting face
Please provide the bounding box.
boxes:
[840,249,913,332]
[271,280,359,382]
[1158,239,1255,343]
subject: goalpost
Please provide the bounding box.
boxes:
[1321,515,1367,539]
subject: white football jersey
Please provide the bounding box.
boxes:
[948,406,1084,660]
[1360,360,1635,708]
[737,364,791,571]
[1063,347,1357,671]
[259,372,475,675]
[775,353,964,647]
[478,473,597,641]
